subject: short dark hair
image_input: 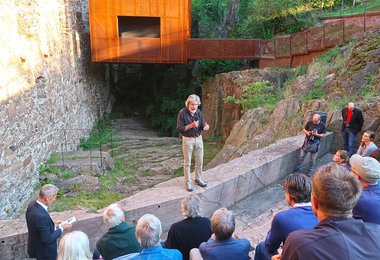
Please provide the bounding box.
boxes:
[364,130,375,141]
[337,150,349,163]
[284,174,311,203]
[312,163,361,215]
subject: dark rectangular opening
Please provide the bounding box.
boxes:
[118,16,160,38]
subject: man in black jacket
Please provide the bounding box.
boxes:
[342,102,364,156]
[26,184,71,260]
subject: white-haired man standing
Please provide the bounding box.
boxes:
[95,204,140,260]
[177,94,209,192]
[26,184,72,260]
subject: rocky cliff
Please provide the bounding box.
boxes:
[204,30,380,168]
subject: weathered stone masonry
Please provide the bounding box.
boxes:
[0,0,111,219]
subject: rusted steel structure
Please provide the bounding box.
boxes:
[88,0,192,63]
[88,0,380,67]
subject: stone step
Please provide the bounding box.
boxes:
[50,150,114,175]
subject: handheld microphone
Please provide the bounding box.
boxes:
[194,116,198,121]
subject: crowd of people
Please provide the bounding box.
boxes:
[26,101,380,260]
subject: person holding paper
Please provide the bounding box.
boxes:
[26,184,72,260]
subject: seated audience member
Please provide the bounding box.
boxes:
[273,163,380,260]
[165,195,212,260]
[370,148,380,162]
[332,150,351,171]
[57,231,92,260]
[130,214,181,260]
[191,208,250,260]
[95,204,140,260]
[254,174,318,260]
[350,154,380,225]
[357,130,377,157]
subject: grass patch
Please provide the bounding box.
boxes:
[80,120,116,150]
[50,190,123,212]
[320,0,380,17]
[47,151,60,164]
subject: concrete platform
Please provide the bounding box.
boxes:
[0,133,333,259]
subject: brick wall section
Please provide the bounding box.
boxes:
[0,0,110,219]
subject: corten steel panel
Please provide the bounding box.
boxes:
[275,36,291,58]
[324,21,344,48]
[167,0,180,17]
[187,39,258,60]
[90,0,109,15]
[119,38,161,58]
[344,17,365,42]
[119,0,136,15]
[291,32,307,55]
[306,25,325,52]
[165,17,183,62]
[365,12,380,30]
[259,40,275,58]
[291,50,327,68]
[89,0,190,63]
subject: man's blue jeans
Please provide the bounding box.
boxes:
[342,128,356,156]
[254,241,276,260]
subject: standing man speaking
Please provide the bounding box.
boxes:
[177,94,209,192]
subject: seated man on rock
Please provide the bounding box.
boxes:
[350,154,380,225]
[254,174,318,260]
[190,208,250,260]
[165,195,212,260]
[273,163,380,260]
[130,214,182,260]
[94,204,140,260]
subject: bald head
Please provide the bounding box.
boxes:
[312,114,321,124]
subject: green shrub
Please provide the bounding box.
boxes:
[224,80,282,112]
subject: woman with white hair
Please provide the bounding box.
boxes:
[57,231,92,260]
[165,195,212,260]
[131,214,182,259]
[177,94,210,192]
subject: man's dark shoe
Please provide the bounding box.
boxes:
[186,183,193,192]
[195,179,207,188]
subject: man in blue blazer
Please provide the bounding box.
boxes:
[26,184,71,260]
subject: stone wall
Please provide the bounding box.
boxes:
[0,0,110,219]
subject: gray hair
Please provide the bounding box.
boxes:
[211,208,235,241]
[185,94,201,107]
[312,163,361,216]
[181,195,202,218]
[57,231,92,260]
[39,184,59,198]
[103,204,125,228]
[135,214,162,248]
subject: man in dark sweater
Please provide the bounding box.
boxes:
[341,102,364,156]
[254,174,318,260]
[273,164,380,260]
[165,195,212,260]
[95,204,140,260]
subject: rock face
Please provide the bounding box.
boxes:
[202,69,290,140]
[204,31,380,168]
[0,0,110,218]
